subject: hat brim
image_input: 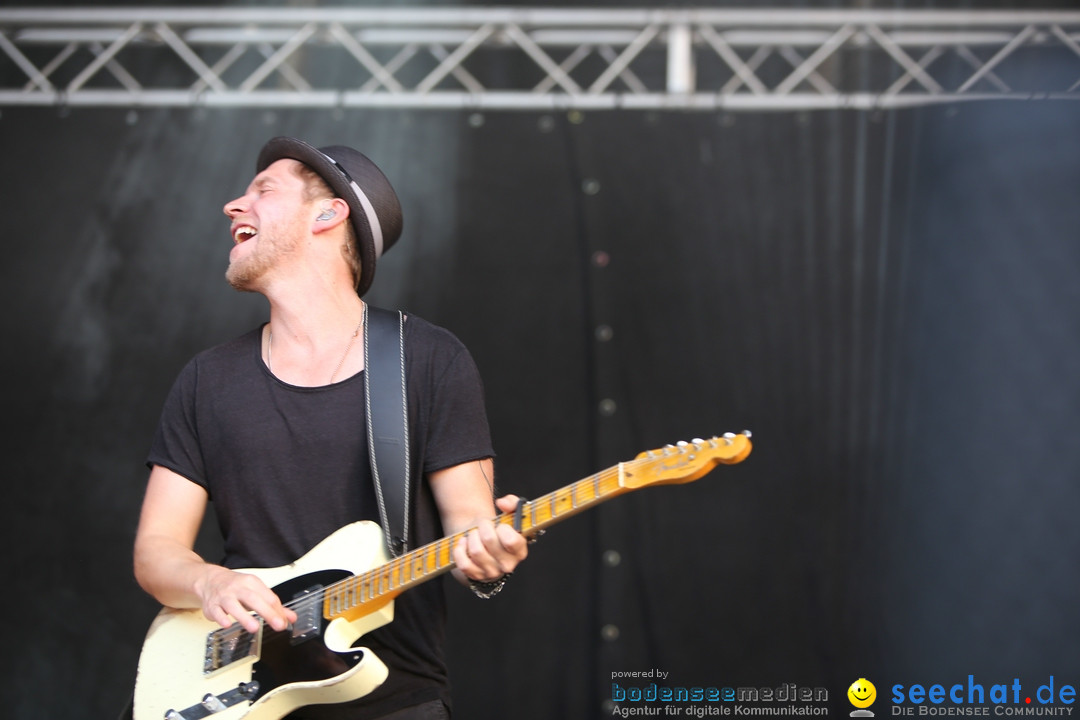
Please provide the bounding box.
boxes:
[256,137,377,297]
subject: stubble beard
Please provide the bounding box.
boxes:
[226,248,271,292]
[225,223,298,292]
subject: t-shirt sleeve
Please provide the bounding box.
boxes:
[418,329,495,475]
[146,358,209,490]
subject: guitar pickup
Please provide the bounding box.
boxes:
[290,585,323,644]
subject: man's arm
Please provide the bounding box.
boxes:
[133,465,297,633]
[429,458,528,587]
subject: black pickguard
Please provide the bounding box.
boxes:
[246,569,363,700]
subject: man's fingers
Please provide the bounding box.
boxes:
[459,521,528,580]
[494,494,520,513]
[202,571,293,633]
[495,523,528,559]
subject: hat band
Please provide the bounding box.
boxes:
[321,152,385,259]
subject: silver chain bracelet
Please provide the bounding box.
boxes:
[469,573,511,599]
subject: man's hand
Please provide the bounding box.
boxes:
[195,566,298,634]
[452,494,529,582]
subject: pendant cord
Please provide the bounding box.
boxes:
[267,316,364,384]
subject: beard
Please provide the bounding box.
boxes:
[225,248,272,292]
[225,222,299,292]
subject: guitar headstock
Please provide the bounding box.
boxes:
[621,432,752,489]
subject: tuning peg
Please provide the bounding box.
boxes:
[719,430,752,444]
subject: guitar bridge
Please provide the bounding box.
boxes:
[204,624,260,675]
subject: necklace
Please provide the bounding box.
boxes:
[267,316,364,384]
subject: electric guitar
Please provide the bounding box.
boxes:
[133,432,752,720]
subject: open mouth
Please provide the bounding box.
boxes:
[233,225,257,244]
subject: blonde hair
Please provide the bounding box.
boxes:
[294,163,362,291]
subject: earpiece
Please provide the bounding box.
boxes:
[316,208,336,221]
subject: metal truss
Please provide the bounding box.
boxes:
[1,7,1079,111]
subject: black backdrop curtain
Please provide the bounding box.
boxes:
[2,23,1079,720]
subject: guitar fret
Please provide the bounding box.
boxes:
[435,540,445,570]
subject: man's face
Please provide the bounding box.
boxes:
[223,158,312,292]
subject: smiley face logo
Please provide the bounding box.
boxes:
[848,678,877,709]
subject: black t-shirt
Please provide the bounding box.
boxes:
[147,313,494,718]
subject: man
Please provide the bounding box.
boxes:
[134,137,528,719]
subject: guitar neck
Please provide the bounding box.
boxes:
[322,465,627,621]
[322,434,751,623]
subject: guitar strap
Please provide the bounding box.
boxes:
[363,304,410,557]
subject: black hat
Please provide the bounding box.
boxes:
[256,136,403,297]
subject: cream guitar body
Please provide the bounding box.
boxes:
[134,521,393,720]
